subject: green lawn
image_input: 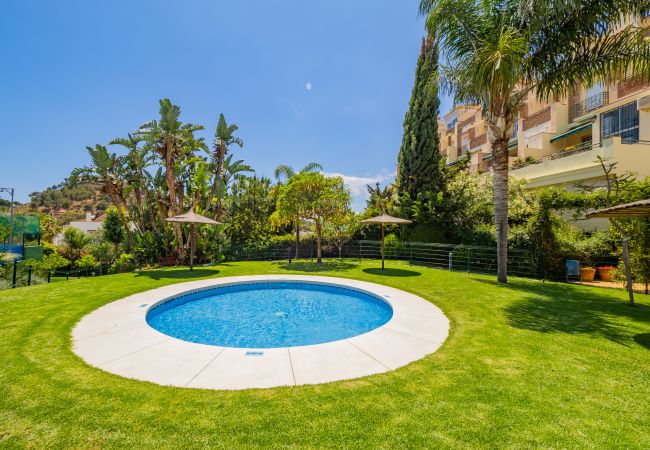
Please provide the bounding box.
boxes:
[1,260,649,448]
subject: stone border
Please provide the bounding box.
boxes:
[72,275,449,390]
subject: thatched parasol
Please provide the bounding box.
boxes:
[359,214,412,270]
[165,210,222,271]
[586,199,650,218]
[586,199,650,303]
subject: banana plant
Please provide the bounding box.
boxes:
[70,145,131,232]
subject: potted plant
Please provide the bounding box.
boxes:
[580,266,596,282]
[597,266,614,282]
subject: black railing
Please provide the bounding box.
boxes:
[3,241,646,293]
[551,141,601,159]
[621,138,650,145]
[0,260,112,290]
[512,142,602,170]
[222,240,539,279]
[575,91,609,118]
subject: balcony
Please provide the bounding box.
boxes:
[510,137,650,189]
[618,74,650,98]
[523,107,551,131]
[469,158,492,174]
[511,141,598,170]
[574,91,609,118]
[469,133,486,150]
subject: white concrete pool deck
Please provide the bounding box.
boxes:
[72,275,449,390]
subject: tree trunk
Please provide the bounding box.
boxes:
[164,142,183,251]
[134,187,144,225]
[610,220,635,305]
[612,220,635,306]
[487,114,513,284]
[107,184,132,249]
[316,220,322,264]
[207,142,226,220]
[294,219,300,259]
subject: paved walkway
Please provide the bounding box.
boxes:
[72,275,449,390]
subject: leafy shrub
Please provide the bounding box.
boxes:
[76,254,98,269]
[112,253,135,273]
[383,234,403,255]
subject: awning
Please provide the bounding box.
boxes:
[550,123,592,143]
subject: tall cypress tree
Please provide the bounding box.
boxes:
[397,36,442,198]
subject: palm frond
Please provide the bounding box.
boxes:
[274,164,296,181]
[301,162,323,173]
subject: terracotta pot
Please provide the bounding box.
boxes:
[580,267,596,282]
[597,267,613,282]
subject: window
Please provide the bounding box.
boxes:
[600,101,639,142]
[586,82,604,98]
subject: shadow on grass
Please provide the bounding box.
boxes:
[473,278,650,344]
[362,268,421,277]
[274,260,357,272]
[634,333,650,350]
[135,268,218,280]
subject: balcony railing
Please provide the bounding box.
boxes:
[511,141,602,170]
[574,91,609,118]
[469,133,487,150]
[469,160,492,174]
[621,138,650,145]
[618,74,650,98]
[549,141,600,160]
[523,106,551,131]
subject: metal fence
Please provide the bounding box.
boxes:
[0,260,112,290]
[3,239,646,294]
[222,240,648,294]
[223,240,539,278]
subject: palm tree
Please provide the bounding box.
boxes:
[61,227,91,266]
[70,145,130,231]
[138,99,205,245]
[207,114,243,220]
[211,155,253,218]
[420,0,650,283]
[110,134,150,227]
[274,162,322,183]
[272,162,323,258]
[366,182,395,214]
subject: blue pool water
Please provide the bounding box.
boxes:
[146,281,393,348]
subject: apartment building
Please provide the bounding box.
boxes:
[509,73,650,190]
[440,16,650,193]
[439,105,494,173]
[440,77,649,181]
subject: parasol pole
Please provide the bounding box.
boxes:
[381,223,385,270]
[190,223,196,271]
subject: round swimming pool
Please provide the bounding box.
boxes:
[146,281,393,348]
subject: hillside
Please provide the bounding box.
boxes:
[22,180,110,225]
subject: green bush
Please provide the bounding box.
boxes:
[112,253,135,273]
[76,254,97,269]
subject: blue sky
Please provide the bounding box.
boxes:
[0,0,452,209]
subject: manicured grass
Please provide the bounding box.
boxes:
[1,260,649,448]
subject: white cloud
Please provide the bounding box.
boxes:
[305,82,312,91]
[324,170,395,211]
